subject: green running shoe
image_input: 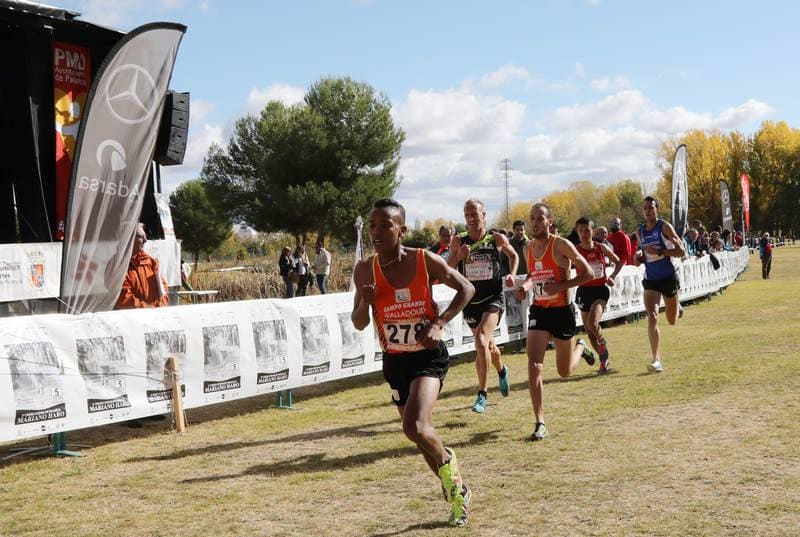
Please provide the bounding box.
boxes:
[530,422,549,441]
[449,484,471,527]
[471,392,487,414]
[437,447,461,503]
[498,366,510,397]
[577,338,595,366]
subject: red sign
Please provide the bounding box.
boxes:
[739,173,750,233]
[54,42,92,240]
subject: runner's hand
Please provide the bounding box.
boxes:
[503,274,515,288]
[606,275,615,287]
[360,284,376,305]
[415,321,443,349]
[542,281,559,295]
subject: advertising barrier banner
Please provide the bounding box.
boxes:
[0,249,748,442]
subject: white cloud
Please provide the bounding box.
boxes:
[479,65,533,89]
[590,76,631,92]
[712,99,774,130]
[246,83,305,114]
[547,90,651,130]
[77,0,186,28]
[190,100,215,122]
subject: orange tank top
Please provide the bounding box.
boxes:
[373,249,438,354]
[527,235,569,307]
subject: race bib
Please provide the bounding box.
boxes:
[590,261,604,278]
[532,277,556,300]
[383,319,427,352]
[465,259,493,281]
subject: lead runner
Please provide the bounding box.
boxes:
[351,198,476,527]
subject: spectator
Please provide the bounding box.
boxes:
[279,246,295,298]
[180,258,193,291]
[292,245,311,296]
[683,229,701,258]
[116,223,169,428]
[607,217,632,265]
[734,230,744,247]
[313,241,332,294]
[629,231,639,260]
[116,223,169,310]
[759,232,773,279]
[505,220,529,275]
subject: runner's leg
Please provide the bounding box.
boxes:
[643,289,661,361]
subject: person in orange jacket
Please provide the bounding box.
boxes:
[115,223,168,309]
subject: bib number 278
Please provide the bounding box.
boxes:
[386,322,426,346]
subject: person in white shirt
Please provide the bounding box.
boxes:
[291,245,311,296]
[313,241,332,294]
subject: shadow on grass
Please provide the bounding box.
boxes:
[126,418,470,463]
[179,429,500,484]
[366,520,451,536]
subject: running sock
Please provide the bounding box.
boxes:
[498,366,507,378]
[478,390,487,398]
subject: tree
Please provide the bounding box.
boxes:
[201,77,405,244]
[169,180,231,266]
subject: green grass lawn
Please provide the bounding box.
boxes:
[2,247,798,537]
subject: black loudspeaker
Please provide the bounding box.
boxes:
[155,91,189,166]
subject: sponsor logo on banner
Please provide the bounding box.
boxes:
[105,64,160,124]
[54,41,92,240]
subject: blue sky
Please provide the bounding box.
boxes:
[57,0,798,224]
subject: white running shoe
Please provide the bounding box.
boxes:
[647,359,664,373]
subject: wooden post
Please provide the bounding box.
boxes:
[166,357,186,433]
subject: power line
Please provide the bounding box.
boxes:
[500,158,512,223]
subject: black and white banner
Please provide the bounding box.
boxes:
[60,23,186,314]
[0,250,748,442]
[720,180,734,231]
[671,144,688,238]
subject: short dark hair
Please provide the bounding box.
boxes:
[643,195,659,209]
[372,198,405,223]
[575,216,593,228]
[512,220,525,228]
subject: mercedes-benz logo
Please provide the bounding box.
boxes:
[105,64,159,125]
[722,190,729,204]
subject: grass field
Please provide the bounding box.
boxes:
[2,247,799,537]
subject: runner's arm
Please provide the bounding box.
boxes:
[494,232,519,281]
[555,238,593,289]
[426,250,475,327]
[660,222,686,258]
[446,234,464,268]
[351,259,374,330]
[600,243,623,280]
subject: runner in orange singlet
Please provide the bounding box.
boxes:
[517,203,595,441]
[351,198,475,527]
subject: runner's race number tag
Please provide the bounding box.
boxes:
[383,319,427,352]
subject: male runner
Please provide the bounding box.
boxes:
[351,198,475,527]
[633,195,685,373]
[448,198,518,414]
[575,217,622,373]
[517,203,596,441]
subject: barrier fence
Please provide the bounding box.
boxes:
[0,248,749,443]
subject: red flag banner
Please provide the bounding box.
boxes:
[739,173,751,233]
[54,42,92,240]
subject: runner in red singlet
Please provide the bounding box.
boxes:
[575,216,622,373]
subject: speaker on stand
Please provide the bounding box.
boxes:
[155,90,189,167]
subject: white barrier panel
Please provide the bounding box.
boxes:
[0,239,181,303]
[0,248,748,442]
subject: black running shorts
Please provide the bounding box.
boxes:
[462,294,504,329]
[642,272,680,298]
[527,303,577,340]
[382,342,449,406]
[575,286,610,313]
